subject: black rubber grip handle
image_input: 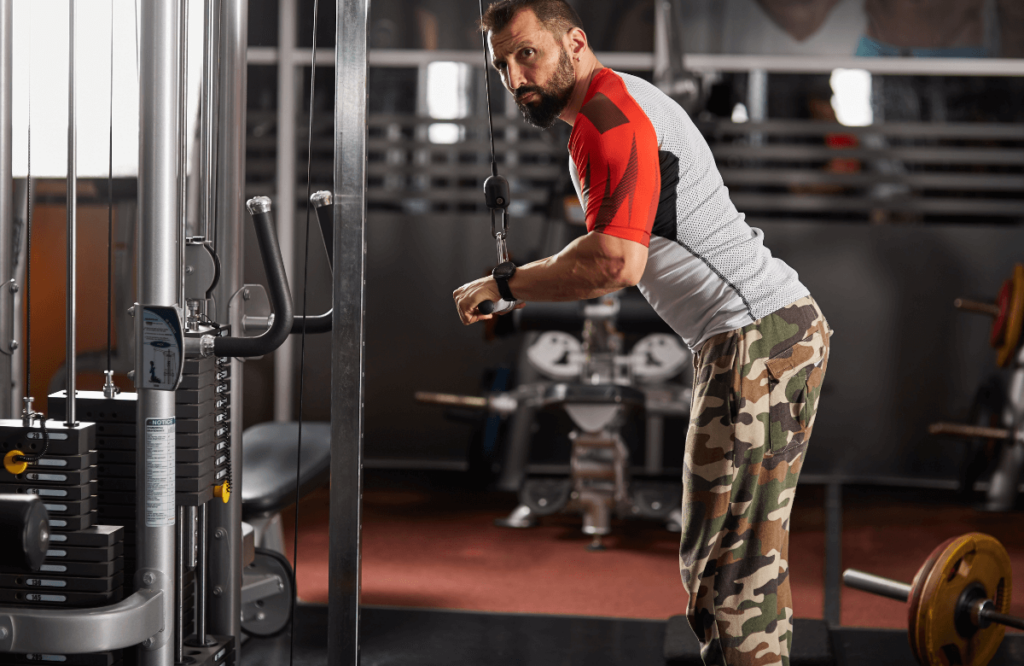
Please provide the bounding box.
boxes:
[213,197,295,357]
[479,300,496,315]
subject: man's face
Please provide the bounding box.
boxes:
[488,9,576,129]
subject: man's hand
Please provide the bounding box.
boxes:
[453,275,510,325]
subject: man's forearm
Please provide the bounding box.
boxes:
[508,232,645,302]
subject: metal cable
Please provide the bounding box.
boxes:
[24,25,30,411]
[18,17,47,463]
[106,0,113,373]
[290,2,319,663]
[478,0,498,178]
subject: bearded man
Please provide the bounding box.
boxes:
[453,2,832,664]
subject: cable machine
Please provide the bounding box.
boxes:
[0,0,366,665]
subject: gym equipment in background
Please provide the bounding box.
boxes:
[418,290,691,549]
[844,532,1021,666]
[930,264,1024,511]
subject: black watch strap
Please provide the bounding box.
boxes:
[495,276,515,301]
[492,262,516,301]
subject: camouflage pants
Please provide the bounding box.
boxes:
[680,295,831,666]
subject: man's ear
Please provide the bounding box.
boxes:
[566,26,587,58]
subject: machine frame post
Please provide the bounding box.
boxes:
[0,0,11,419]
[208,0,248,651]
[137,0,183,663]
[328,0,370,663]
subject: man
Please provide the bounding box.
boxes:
[453,2,831,665]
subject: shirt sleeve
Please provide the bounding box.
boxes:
[570,110,661,248]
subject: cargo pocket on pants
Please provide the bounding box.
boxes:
[763,337,826,457]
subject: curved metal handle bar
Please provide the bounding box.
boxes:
[291,190,334,335]
[0,589,163,654]
[213,197,295,357]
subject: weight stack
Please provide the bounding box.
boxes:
[0,418,127,665]
[0,419,99,533]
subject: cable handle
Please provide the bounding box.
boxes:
[479,299,518,316]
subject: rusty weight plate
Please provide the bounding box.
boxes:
[908,533,1012,666]
[990,280,1011,348]
[996,264,1024,368]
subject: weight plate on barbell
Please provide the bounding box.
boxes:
[989,280,1011,348]
[996,264,1024,368]
[908,533,1011,666]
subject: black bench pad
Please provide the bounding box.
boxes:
[241,421,331,519]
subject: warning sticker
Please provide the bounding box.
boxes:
[141,307,183,391]
[145,417,176,527]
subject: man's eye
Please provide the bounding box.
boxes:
[522,48,534,57]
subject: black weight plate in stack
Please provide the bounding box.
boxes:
[0,419,99,533]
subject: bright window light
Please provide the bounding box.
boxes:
[426,61,470,120]
[830,68,873,127]
[13,0,205,178]
[428,123,462,145]
[731,102,749,123]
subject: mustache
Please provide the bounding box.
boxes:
[514,86,544,102]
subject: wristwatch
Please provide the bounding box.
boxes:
[492,261,517,301]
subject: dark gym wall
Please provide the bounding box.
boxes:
[344,219,1023,482]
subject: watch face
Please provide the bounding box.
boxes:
[493,261,516,280]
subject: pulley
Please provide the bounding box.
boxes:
[844,532,1019,666]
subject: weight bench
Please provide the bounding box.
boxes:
[241,421,332,553]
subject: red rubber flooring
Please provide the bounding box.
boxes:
[281,482,1024,629]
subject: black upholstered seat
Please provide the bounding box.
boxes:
[241,421,332,519]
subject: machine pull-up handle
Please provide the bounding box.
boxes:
[212,197,295,357]
[290,190,334,335]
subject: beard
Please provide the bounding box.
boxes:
[513,48,576,129]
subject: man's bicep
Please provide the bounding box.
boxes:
[583,230,649,285]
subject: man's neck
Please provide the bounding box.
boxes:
[559,55,603,127]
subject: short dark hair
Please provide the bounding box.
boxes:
[479,0,583,39]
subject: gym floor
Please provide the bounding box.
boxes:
[240,471,1024,664]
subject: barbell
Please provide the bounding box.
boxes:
[844,532,1020,666]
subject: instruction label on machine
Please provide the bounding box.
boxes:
[145,417,176,527]
[140,306,184,391]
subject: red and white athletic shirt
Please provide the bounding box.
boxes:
[568,69,808,351]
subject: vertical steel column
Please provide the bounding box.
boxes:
[65,0,77,426]
[824,481,842,626]
[329,0,370,663]
[199,0,221,241]
[273,0,297,422]
[0,0,12,419]
[208,0,247,650]
[138,1,182,664]
[747,68,767,147]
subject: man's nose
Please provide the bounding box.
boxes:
[506,63,527,92]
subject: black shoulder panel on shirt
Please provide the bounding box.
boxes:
[652,150,679,241]
[580,93,629,134]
